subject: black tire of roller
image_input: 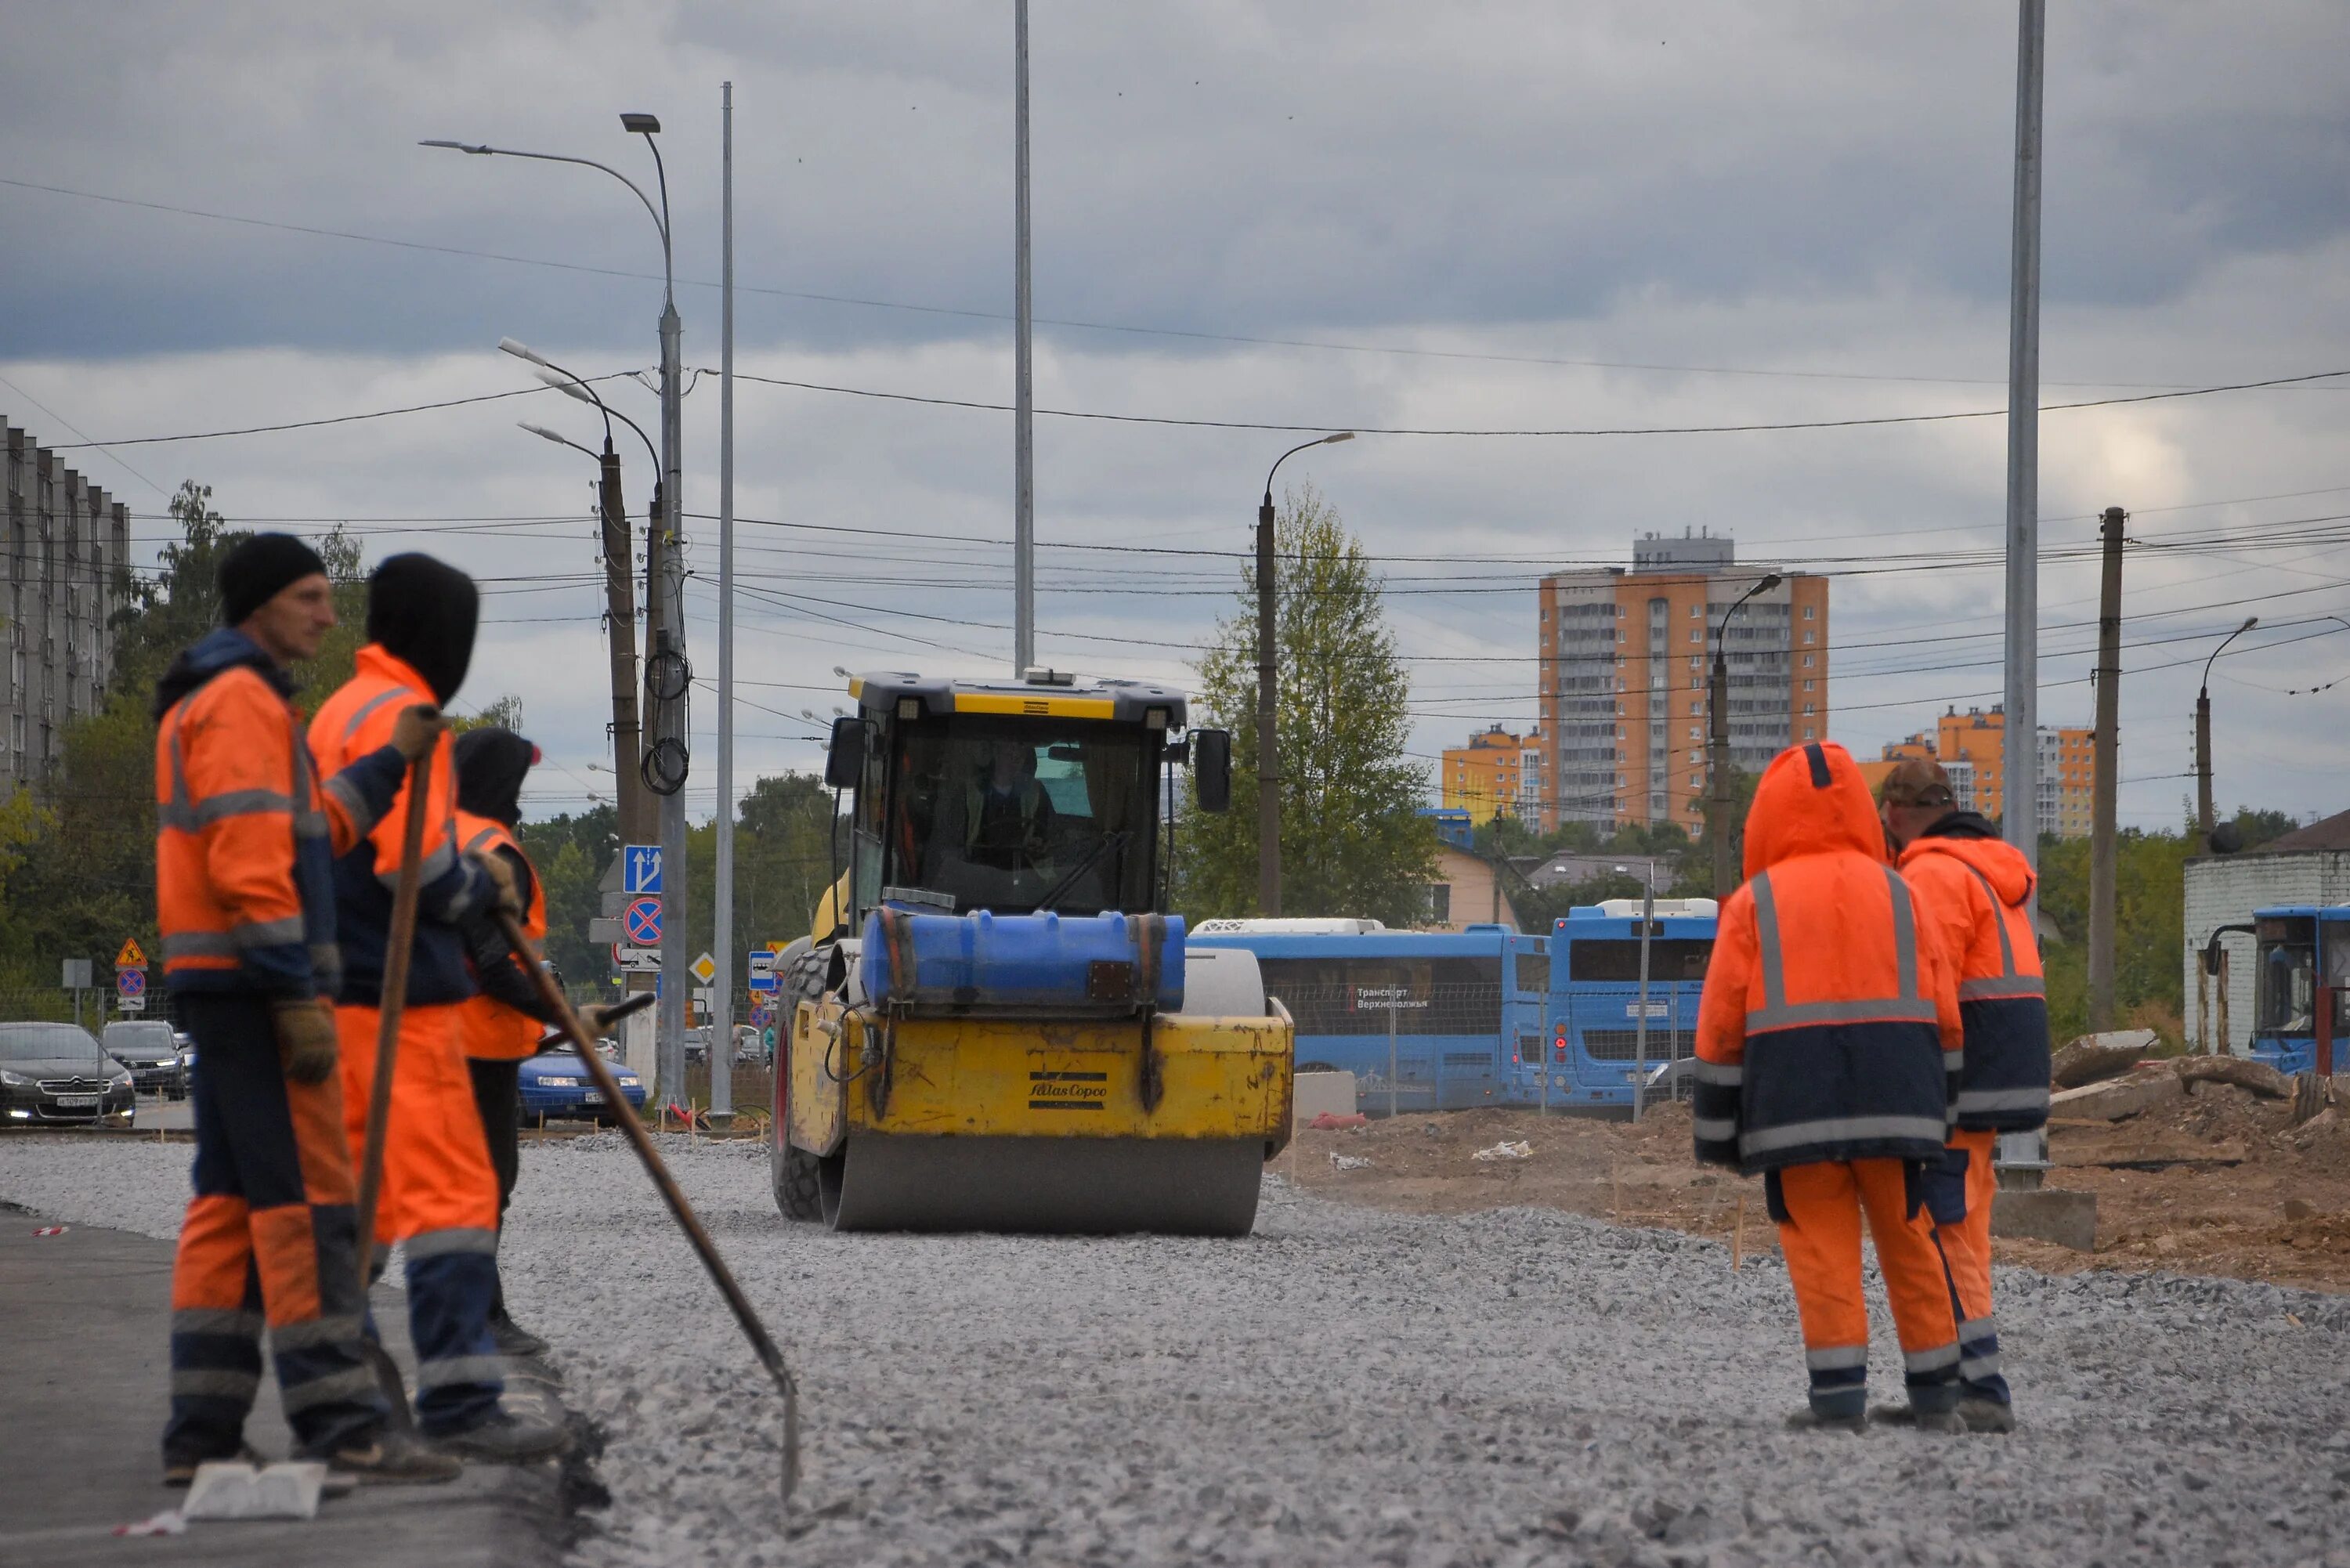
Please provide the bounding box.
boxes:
[769,936,829,1222]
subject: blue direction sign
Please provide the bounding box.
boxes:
[623,895,663,947]
[623,845,663,896]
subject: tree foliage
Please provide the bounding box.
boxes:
[1173,485,1436,926]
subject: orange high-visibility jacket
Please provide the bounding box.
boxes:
[155,628,408,999]
[1899,824,2052,1131]
[308,645,490,1009]
[453,810,548,1060]
[1692,741,1961,1172]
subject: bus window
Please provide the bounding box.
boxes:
[1255,956,1502,1036]
[1566,938,1712,984]
[1514,952,1550,995]
[2257,918,2316,1035]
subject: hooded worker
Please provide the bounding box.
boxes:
[1879,757,2051,1433]
[1691,740,1965,1432]
[306,554,566,1464]
[450,727,612,1360]
[153,534,459,1486]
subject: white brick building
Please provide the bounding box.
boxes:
[2182,811,2350,1055]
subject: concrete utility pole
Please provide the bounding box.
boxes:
[2087,508,2123,1030]
[596,445,649,844]
[710,81,736,1122]
[2001,0,2045,872]
[1012,0,1035,676]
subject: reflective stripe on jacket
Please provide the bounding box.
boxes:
[1692,740,1961,1174]
[1899,831,2052,1131]
[454,812,547,1060]
[154,629,407,999]
[306,645,488,1008]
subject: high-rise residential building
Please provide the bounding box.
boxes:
[1863,705,2095,840]
[1535,531,1828,832]
[1515,728,1546,829]
[1440,725,1525,826]
[4,421,131,791]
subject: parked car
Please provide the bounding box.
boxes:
[517,1038,645,1125]
[0,1022,136,1128]
[101,1020,188,1099]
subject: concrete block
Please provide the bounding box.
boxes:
[2050,1071,2182,1122]
[1993,1188,2097,1252]
[1294,1071,1358,1122]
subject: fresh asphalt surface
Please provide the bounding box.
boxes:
[4,1130,2347,1567]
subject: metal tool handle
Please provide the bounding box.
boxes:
[490,907,801,1498]
[353,755,432,1292]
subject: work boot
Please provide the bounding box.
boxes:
[161,1443,266,1487]
[321,1429,462,1485]
[1911,1408,1968,1435]
[489,1310,551,1360]
[1959,1396,2018,1433]
[430,1407,572,1464]
[1783,1408,1866,1434]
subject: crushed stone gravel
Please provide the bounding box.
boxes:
[7,1133,2348,1567]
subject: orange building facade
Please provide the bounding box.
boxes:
[1867,705,2095,840]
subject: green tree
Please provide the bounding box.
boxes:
[1174,484,1436,926]
[515,804,619,990]
[2036,828,2189,1045]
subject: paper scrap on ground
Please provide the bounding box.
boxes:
[1471,1140,1533,1162]
[182,1461,328,1521]
[1329,1153,1372,1171]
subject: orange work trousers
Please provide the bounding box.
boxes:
[334,1002,500,1248]
[1770,1158,1960,1420]
[1930,1127,2010,1403]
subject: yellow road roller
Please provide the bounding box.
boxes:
[768,668,1294,1235]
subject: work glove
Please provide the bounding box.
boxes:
[270,998,340,1086]
[389,703,446,763]
[470,848,523,916]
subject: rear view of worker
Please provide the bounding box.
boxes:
[1692,741,1966,1433]
[1881,757,2051,1433]
[452,727,600,1359]
[155,533,458,1485]
[309,554,566,1463]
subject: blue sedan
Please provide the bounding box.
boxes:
[516,1039,646,1125]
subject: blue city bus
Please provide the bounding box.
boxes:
[1185,921,1551,1113]
[2243,905,2350,1076]
[1518,898,1719,1115]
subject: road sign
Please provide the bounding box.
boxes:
[117,995,146,1012]
[689,952,716,985]
[117,969,146,999]
[623,896,663,947]
[747,1003,776,1029]
[746,949,777,992]
[61,959,92,990]
[613,944,662,974]
[622,845,663,895]
[115,938,147,969]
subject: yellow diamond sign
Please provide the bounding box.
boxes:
[690,952,716,985]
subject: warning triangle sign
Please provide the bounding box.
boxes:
[115,938,147,969]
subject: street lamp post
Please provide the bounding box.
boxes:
[1707,573,1781,896]
[1254,432,1354,916]
[2194,616,2258,852]
[425,114,692,1108]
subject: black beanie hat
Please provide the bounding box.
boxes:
[217,533,327,627]
[454,727,540,828]
[365,553,479,704]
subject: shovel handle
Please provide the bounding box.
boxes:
[353,754,433,1293]
[490,907,801,1497]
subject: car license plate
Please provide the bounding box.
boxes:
[580,1090,603,1104]
[54,1094,99,1109]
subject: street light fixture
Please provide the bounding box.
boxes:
[2195,615,2259,850]
[1253,432,1356,916]
[1706,572,1783,896]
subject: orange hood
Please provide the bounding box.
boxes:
[1742,741,1888,878]
[1900,826,2036,907]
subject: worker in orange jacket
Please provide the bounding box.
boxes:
[1692,741,1966,1432]
[451,727,609,1359]
[309,554,566,1464]
[1880,757,2051,1433]
[155,533,457,1485]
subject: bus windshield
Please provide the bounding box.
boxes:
[878,715,1157,916]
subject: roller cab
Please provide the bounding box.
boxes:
[770,669,1290,1235]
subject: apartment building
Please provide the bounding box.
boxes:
[1867,705,2095,840]
[3,421,131,790]
[1440,726,1525,826]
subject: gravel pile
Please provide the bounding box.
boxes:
[7,1134,2347,1567]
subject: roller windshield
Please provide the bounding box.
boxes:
[877,715,1158,916]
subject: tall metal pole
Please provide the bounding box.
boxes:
[2001,0,2045,871]
[710,81,736,1121]
[1256,490,1281,916]
[1011,0,1035,676]
[2087,507,2123,1031]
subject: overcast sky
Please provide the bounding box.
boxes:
[4,1,2347,831]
